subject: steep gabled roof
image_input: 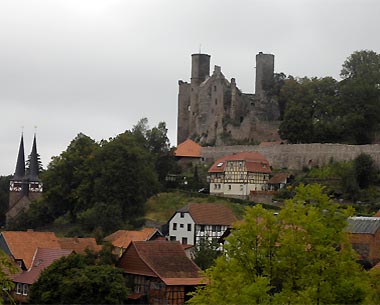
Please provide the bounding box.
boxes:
[1,231,101,269]
[104,228,161,249]
[175,139,201,158]
[28,134,40,181]
[347,217,380,234]
[1,231,60,269]
[208,151,271,174]
[13,134,25,180]
[11,248,72,284]
[122,240,203,286]
[178,203,237,225]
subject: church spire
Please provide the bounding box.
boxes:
[28,133,40,181]
[13,133,25,180]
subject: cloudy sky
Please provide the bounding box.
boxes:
[1,0,379,175]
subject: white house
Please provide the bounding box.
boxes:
[208,151,272,199]
[168,202,237,245]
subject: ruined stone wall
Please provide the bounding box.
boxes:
[201,143,380,170]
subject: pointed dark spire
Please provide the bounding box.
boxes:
[13,133,25,180]
[28,133,40,181]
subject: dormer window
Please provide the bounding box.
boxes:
[217,162,223,167]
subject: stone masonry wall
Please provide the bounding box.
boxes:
[201,143,380,170]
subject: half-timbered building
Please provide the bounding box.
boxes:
[117,240,204,305]
[208,151,272,199]
[168,203,237,246]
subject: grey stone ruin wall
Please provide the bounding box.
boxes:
[201,143,380,170]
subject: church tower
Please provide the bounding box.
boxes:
[7,133,43,225]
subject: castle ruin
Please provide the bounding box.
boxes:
[177,52,281,146]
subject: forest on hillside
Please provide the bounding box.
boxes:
[276,50,380,144]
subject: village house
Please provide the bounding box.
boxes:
[10,248,73,303]
[346,216,380,266]
[168,202,237,246]
[208,151,272,199]
[0,230,100,270]
[117,240,204,305]
[0,230,101,302]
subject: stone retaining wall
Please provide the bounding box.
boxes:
[201,144,380,170]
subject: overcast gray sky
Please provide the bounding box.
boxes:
[1,0,379,175]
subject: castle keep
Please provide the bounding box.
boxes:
[177,52,281,146]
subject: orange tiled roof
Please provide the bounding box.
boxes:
[179,203,237,225]
[104,228,160,249]
[11,248,72,284]
[208,151,271,173]
[128,240,203,285]
[58,237,102,254]
[1,231,61,269]
[175,139,201,158]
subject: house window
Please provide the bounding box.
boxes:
[173,223,177,230]
[240,185,243,191]
[16,283,22,295]
[228,185,231,190]
[180,212,184,218]
[214,184,217,189]
[170,236,176,241]
[239,162,242,169]
[211,225,221,232]
[182,237,188,244]
[187,224,192,231]
[180,224,184,228]
[200,225,205,232]
[22,284,28,296]
[218,184,221,189]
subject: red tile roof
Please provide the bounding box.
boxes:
[104,228,160,249]
[11,248,72,284]
[208,151,271,173]
[58,237,101,254]
[175,139,201,158]
[179,203,237,225]
[268,173,290,184]
[1,231,61,269]
[122,240,204,286]
[1,231,101,269]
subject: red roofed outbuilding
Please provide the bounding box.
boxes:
[208,151,271,198]
[117,240,205,305]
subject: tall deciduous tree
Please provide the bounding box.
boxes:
[188,184,368,305]
[29,253,129,304]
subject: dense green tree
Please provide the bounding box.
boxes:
[279,50,380,144]
[192,237,221,270]
[339,51,380,144]
[41,133,99,221]
[0,176,11,226]
[29,253,129,304]
[353,153,378,189]
[188,184,368,305]
[0,250,18,305]
[340,50,380,82]
[279,77,341,143]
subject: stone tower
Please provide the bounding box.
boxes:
[7,133,43,225]
[255,52,274,97]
